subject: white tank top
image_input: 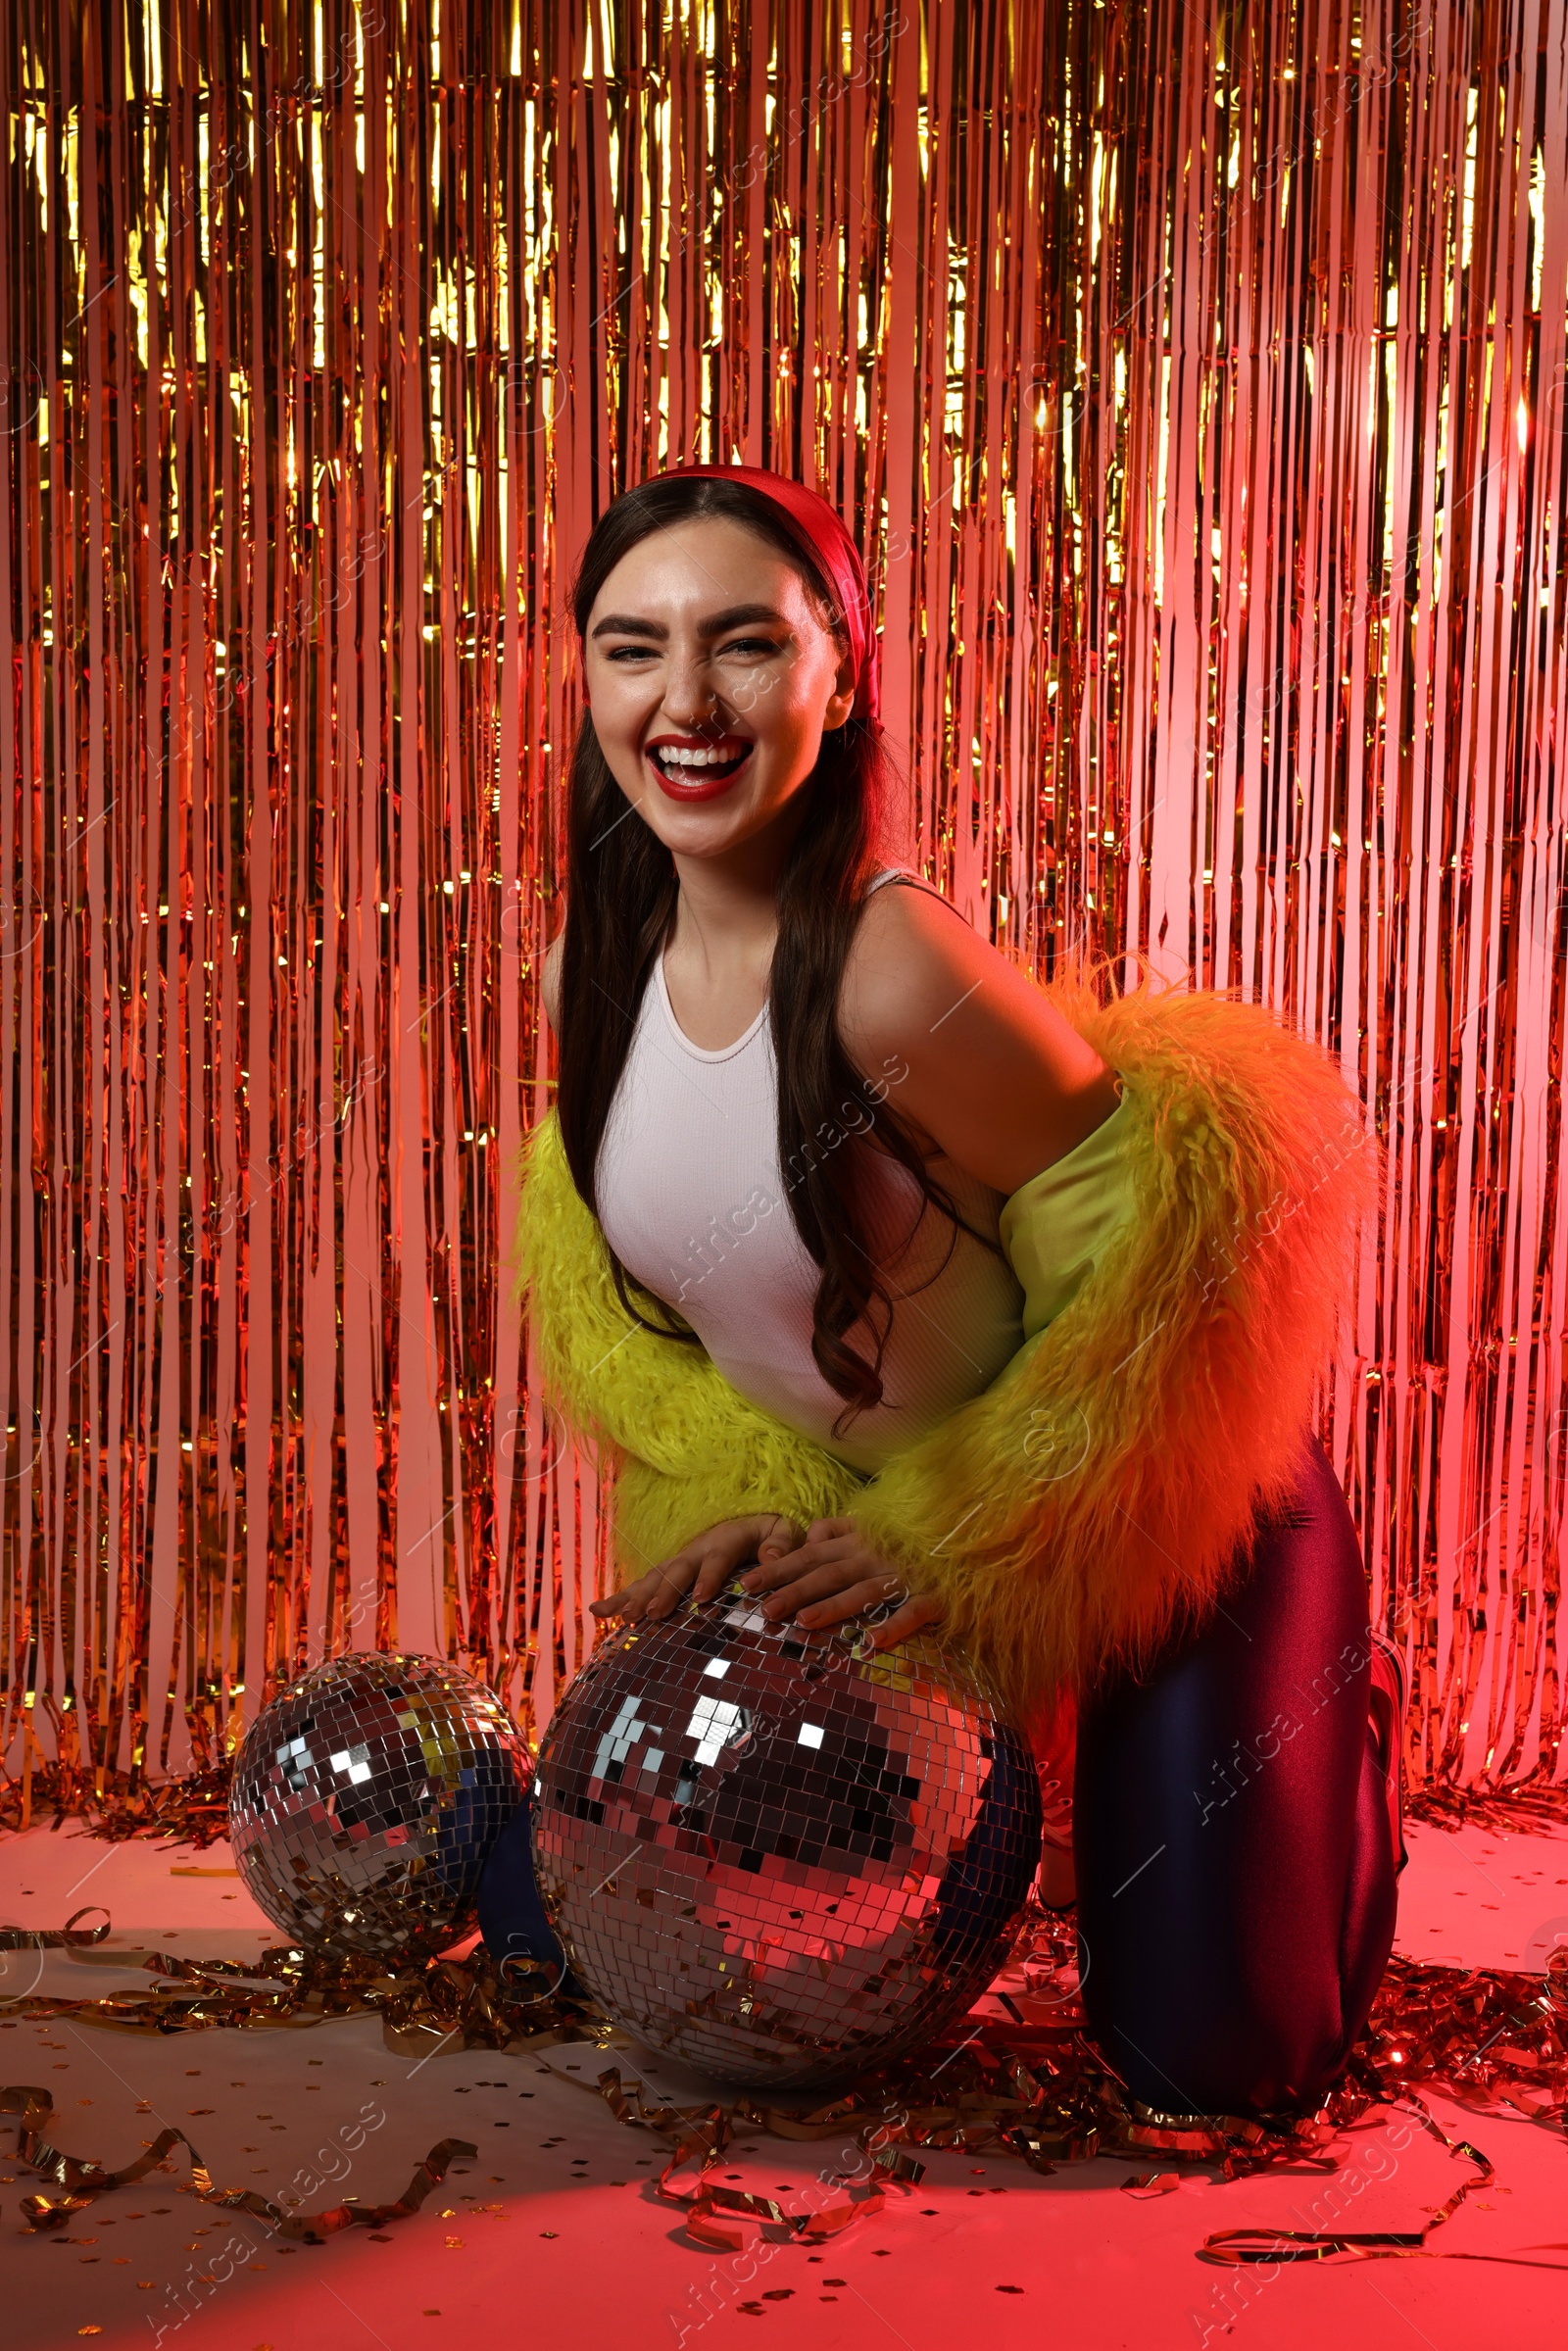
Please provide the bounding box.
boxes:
[595,872,1025,1475]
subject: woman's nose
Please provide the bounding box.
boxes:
[660,655,722,728]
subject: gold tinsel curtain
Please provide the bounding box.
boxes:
[1,0,1564,1810]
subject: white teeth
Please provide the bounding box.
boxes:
[654,744,746,768]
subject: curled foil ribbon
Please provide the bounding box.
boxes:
[0,1907,111,1952]
[5,1907,1565,2265]
[1199,2100,1494,2266]
[1,2082,476,2241]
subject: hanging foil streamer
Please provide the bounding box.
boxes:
[0,0,1564,1816]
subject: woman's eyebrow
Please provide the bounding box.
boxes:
[589,602,790,641]
[700,603,789,633]
[589,612,664,639]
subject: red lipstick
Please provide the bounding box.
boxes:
[645,732,755,802]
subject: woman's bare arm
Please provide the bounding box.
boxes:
[541,927,564,1036]
[730,884,1120,1643]
[838,880,1121,1196]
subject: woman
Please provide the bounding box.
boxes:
[487,464,1404,2121]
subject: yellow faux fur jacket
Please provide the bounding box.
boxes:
[512,964,1379,1724]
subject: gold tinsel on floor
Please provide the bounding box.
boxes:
[4,1901,1563,2264]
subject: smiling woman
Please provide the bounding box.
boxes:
[547,469,1102,1477]
[550,472,1118,1464]
[498,464,1405,2124]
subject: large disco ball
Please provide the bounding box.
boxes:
[528,1587,1042,2085]
[229,1652,530,1964]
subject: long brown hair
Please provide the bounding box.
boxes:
[555,473,986,1436]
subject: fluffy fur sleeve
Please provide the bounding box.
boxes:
[850,968,1380,1715]
[513,968,1378,1719]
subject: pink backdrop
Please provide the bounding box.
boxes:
[1,0,1564,1815]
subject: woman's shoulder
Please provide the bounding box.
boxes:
[841,870,1004,1053]
[840,873,1122,1195]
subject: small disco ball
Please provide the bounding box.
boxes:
[229,1652,530,1965]
[528,1588,1042,2085]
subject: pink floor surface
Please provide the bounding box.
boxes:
[2,1815,1565,2351]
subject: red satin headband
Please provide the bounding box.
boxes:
[664,463,880,726]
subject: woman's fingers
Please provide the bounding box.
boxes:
[587,1573,655,1620]
[646,1546,715,1616]
[590,1555,693,1621]
[612,1517,808,1621]
[687,1516,801,1605]
[741,1531,856,1596]
[862,1593,946,1648]
[739,1519,854,1588]
[590,1519,932,1647]
[688,1542,748,1607]
[794,1576,908,1630]
[766,1561,904,1621]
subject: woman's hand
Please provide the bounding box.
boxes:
[589,1515,805,1625]
[737,1517,945,1650]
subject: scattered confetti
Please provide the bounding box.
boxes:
[3,1875,1561,2286]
